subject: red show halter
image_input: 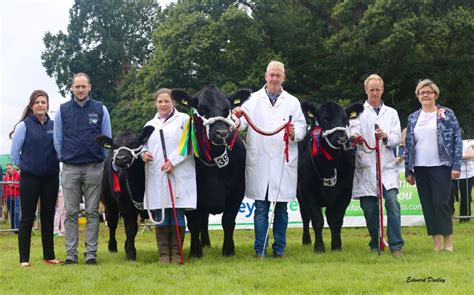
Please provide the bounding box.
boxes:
[230,110,292,162]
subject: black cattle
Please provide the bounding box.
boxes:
[297,101,363,253]
[96,126,154,260]
[172,85,251,258]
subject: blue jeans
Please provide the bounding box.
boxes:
[7,197,21,229]
[254,200,288,256]
[155,208,185,227]
[359,187,404,251]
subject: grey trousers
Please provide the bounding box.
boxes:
[62,162,103,261]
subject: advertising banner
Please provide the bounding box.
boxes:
[208,171,425,230]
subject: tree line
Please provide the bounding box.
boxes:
[42,0,474,136]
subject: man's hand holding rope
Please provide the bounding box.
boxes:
[232,107,295,140]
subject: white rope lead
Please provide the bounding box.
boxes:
[261,152,286,259]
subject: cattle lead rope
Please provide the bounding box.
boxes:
[260,116,292,259]
[357,134,387,254]
[232,110,293,258]
[231,110,292,162]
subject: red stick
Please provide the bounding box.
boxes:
[160,129,184,264]
[375,136,385,252]
[359,133,386,253]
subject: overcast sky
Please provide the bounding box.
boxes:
[0,0,173,155]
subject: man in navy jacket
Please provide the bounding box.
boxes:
[54,73,112,265]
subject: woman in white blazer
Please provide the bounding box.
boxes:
[142,88,196,264]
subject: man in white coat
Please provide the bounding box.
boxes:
[350,74,404,257]
[233,60,306,257]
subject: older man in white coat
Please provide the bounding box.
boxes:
[350,74,404,257]
[234,60,306,258]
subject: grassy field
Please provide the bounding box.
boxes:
[0,216,473,294]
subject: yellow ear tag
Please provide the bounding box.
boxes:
[104,143,112,149]
[308,112,314,118]
[234,98,241,105]
[350,111,357,119]
[182,100,188,106]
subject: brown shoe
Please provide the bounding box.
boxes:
[44,259,64,265]
[391,250,404,257]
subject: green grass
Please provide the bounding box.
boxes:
[0,219,473,294]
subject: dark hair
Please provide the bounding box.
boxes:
[9,89,50,139]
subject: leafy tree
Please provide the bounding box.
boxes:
[42,0,160,107]
[326,0,474,134]
[112,0,266,132]
[112,0,473,137]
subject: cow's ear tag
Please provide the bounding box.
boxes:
[234,98,241,105]
[308,111,314,118]
[181,100,188,106]
[350,111,357,119]
[104,143,112,149]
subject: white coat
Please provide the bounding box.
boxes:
[143,110,197,210]
[241,87,306,202]
[349,101,401,198]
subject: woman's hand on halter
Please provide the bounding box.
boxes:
[142,151,154,163]
[161,160,174,173]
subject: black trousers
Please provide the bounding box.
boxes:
[414,166,453,236]
[451,177,473,222]
[18,172,59,263]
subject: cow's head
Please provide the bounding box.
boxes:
[302,101,364,150]
[96,126,155,169]
[172,85,251,146]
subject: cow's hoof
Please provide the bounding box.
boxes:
[302,238,312,245]
[331,247,342,252]
[125,251,137,261]
[190,250,203,258]
[222,249,235,257]
[314,245,326,254]
[108,241,118,253]
[201,241,211,248]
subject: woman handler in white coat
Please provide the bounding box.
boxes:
[142,88,196,264]
[349,74,404,256]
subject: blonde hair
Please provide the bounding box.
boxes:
[266,60,285,74]
[364,74,384,89]
[415,79,440,97]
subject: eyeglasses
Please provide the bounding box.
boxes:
[419,91,435,96]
